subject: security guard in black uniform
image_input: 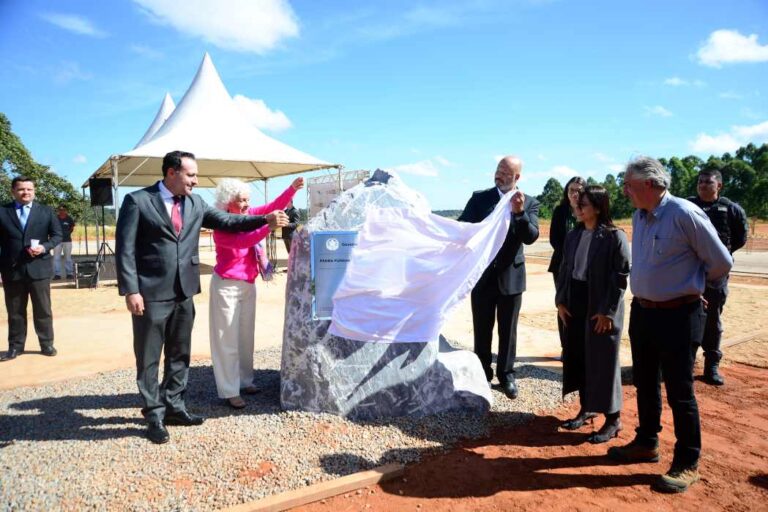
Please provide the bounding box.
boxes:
[688,169,748,385]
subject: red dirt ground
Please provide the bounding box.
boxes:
[299,362,768,512]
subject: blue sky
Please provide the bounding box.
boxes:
[1,0,767,210]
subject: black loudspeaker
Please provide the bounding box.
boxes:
[89,178,113,206]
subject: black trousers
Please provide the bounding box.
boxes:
[552,271,565,349]
[629,298,705,468]
[562,279,588,399]
[132,297,195,422]
[471,282,522,383]
[700,283,728,363]
[3,277,54,352]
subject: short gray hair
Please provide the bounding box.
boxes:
[214,178,250,211]
[625,156,670,190]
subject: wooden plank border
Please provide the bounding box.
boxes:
[224,463,405,512]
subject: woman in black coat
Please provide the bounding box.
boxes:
[548,176,586,282]
[549,176,586,356]
[555,186,630,444]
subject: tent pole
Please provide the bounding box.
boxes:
[111,156,120,222]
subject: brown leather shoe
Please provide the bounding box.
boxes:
[607,438,659,463]
[226,396,246,409]
[653,465,700,493]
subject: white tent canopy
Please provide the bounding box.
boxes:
[86,53,339,190]
[134,92,175,149]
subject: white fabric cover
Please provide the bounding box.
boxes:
[329,192,512,343]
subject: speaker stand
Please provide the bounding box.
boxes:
[93,205,115,288]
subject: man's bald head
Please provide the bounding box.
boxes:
[495,155,523,192]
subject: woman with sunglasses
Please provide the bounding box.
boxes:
[555,185,630,443]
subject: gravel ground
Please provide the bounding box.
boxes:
[0,347,569,511]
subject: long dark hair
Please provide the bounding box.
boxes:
[559,176,587,207]
[579,185,616,230]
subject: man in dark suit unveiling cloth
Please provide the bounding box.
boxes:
[116,150,288,444]
[0,176,63,361]
[458,156,540,399]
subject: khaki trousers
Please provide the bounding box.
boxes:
[209,273,257,399]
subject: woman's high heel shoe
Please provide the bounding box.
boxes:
[587,418,622,444]
[560,411,598,430]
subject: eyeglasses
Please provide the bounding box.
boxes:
[567,189,583,196]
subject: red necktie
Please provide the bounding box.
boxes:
[172,196,183,235]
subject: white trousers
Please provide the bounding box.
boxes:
[53,242,73,276]
[209,273,257,399]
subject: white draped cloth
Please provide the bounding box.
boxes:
[329,191,513,343]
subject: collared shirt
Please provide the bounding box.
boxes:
[158,181,183,218]
[630,192,732,302]
[15,201,32,221]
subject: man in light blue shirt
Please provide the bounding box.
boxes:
[607,156,732,494]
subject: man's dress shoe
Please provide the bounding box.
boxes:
[146,421,170,444]
[41,346,57,357]
[164,411,205,426]
[1,349,20,361]
[502,380,518,399]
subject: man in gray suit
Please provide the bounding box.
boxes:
[116,150,287,444]
[458,156,540,399]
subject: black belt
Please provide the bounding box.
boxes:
[635,295,700,309]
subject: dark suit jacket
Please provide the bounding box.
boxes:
[115,182,269,302]
[0,202,63,281]
[458,188,540,295]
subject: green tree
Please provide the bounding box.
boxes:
[536,177,564,219]
[611,172,634,220]
[663,156,698,198]
[0,113,86,218]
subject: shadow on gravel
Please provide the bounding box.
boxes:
[0,366,285,444]
[0,393,145,443]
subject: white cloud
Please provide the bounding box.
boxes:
[130,44,163,59]
[608,164,624,173]
[40,13,107,37]
[550,165,579,177]
[697,29,768,68]
[72,154,87,164]
[719,91,743,100]
[593,152,613,163]
[133,0,299,54]
[664,77,705,87]
[664,77,686,86]
[386,157,451,177]
[644,105,673,117]
[690,120,768,154]
[232,95,292,132]
[54,61,93,85]
[734,120,768,139]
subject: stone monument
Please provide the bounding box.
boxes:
[280,171,492,420]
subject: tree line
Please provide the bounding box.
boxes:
[3,112,767,223]
[537,144,768,220]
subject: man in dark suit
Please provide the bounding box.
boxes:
[0,176,63,361]
[116,150,288,444]
[458,156,540,399]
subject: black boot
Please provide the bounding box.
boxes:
[560,409,597,430]
[588,413,622,443]
[703,360,724,386]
